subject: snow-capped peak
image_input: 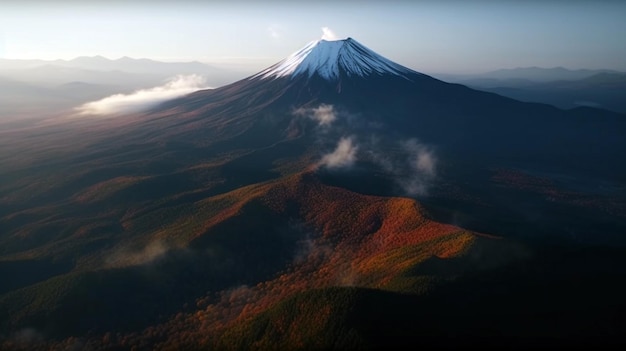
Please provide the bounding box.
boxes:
[252,38,418,81]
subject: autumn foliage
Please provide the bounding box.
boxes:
[74,171,485,350]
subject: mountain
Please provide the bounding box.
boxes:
[448,66,622,83]
[1,38,626,350]
[60,56,234,82]
[0,56,235,84]
[159,38,625,193]
[435,68,626,113]
[253,37,417,80]
[463,72,626,114]
[0,73,143,121]
[0,56,243,120]
[154,38,626,245]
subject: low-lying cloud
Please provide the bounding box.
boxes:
[293,103,337,127]
[105,240,168,268]
[367,137,438,196]
[299,104,439,196]
[76,74,208,116]
[399,139,438,196]
[318,136,358,169]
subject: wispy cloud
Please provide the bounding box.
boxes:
[367,138,438,196]
[75,74,208,116]
[318,136,358,169]
[105,240,168,268]
[398,139,438,196]
[289,219,332,265]
[298,104,438,195]
[293,104,337,127]
[321,27,339,41]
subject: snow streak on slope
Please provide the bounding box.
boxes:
[253,38,419,81]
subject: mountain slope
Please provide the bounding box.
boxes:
[148,38,626,245]
[0,171,516,343]
[467,72,626,113]
[155,39,624,173]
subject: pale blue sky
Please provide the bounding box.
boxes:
[1,1,625,74]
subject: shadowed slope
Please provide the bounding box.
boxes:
[74,172,521,350]
[0,171,521,349]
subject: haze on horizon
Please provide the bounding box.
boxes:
[1,0,626,75]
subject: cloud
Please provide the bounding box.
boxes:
[405,139,437,177]
[75,74,208,116]
[398,139,438,195]
[321,27,339,41]
[367,137,438,196]
[318,136,358,169]
[365,135,394,172]
[293,104,337,127]
[296,104,438,195]
[290,220,332,265]
[105,240,168,268]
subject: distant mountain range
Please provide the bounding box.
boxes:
[435,67,626,113]
[0,56,244,119]
[437,66,624,82]
[0,56,235,83]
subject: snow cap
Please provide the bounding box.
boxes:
[253,38,416,81]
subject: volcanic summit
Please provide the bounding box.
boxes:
[252,37,419,81]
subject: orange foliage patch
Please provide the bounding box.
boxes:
[104,170,486,350]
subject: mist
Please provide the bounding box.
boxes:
[293,103,337,127]
[399,138,437,195]
[105,240,169,268]
[366,137,438,196]
[318,136,358,169]
[303,104,439,197]
[75,74,208,116]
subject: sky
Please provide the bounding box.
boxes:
[1,0,626,74]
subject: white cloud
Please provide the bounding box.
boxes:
[75,74,208,116]
[293,104,337,127]
[367,138,438,196]
[319,136,358,169]
[321,27,339,41]
[405,139,437,177]
[400,139,437,195]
